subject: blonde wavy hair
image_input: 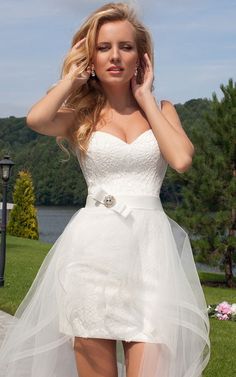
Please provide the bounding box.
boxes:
[57,2,154,160]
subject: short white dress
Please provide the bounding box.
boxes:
[0,128,210,377]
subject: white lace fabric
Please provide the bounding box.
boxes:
[77,129,168,197]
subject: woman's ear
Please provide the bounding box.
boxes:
[91,63,96,77]
[137,58,145,84]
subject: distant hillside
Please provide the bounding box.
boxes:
[0,98,213,206]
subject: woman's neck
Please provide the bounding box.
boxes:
[101,82,139,114]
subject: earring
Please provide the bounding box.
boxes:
[134,64,139,77]
[91,64,96,77]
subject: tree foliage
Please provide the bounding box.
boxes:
[166,78,236,287]
[7,170,39,240]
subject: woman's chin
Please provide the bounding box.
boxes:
[99,76,132,87]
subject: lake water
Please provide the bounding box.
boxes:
[37,206,80,243]
[36,206,230,274]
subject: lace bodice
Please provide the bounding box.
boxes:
[76,129,168,197]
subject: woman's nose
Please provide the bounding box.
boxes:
[110,47,121,62]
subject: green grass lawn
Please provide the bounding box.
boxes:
[0,235,236,376]
[201,285,236,377]
[0,235,52,314]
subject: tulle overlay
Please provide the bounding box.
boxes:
[0,203,210,377]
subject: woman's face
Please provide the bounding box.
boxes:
[92,20,139,85]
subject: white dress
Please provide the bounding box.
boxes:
[0,128,210,376]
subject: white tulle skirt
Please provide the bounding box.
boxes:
[0,196,210,377]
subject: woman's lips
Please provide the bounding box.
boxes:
[107,66,124,72]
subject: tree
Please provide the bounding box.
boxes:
[7,170,39,240]
[166,78,236,287]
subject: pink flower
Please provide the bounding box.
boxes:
[221,314,229,320]
[216,313,229,320]
[215,301,232,315]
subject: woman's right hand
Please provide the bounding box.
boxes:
[63,38,91,87]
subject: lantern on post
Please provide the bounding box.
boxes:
[0,155,14,287]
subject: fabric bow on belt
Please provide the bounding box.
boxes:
[87,188,132,218]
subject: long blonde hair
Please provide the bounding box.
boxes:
[58,2,154,160]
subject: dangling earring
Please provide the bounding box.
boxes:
[91,64,96,77]
[134,63,139,77]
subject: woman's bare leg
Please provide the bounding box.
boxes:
[122,341,145,377]
[74,337,118,377]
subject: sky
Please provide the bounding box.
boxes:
[0,0,235,117]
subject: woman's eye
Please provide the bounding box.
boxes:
[97,46,109,51]
[122,45,132,50]
[96,45,133,51]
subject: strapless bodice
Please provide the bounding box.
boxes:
[76,129,168,197]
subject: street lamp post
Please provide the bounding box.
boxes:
[0,155,14,287]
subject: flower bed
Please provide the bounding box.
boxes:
[208,301,236,321]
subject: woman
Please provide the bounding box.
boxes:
[0,2,210,377]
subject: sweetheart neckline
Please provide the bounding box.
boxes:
[92,129,153,145]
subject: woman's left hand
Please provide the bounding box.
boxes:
[131,53,154,107]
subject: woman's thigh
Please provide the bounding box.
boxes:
[74,337,118,377]
[122,341,146,377]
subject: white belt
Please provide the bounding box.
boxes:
[85,188,163,218]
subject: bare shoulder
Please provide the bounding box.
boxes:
[160,99,184,131]
[160,100,181,122]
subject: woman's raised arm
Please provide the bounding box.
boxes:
[26,79,82,138]
[26,38,90,138]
